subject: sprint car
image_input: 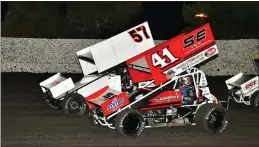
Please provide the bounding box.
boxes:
[225,53,259,111]
[39,22,154,116]
[39,22,229,138]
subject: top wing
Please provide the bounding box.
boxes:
[126,23,218,85]
[77,22,155,75]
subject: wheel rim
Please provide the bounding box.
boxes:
[122,114,141,135]
[206,109,226,132]
[69,99,83,113]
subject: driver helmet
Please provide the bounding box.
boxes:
[179,76,193,86]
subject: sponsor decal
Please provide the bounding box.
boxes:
[245,80,256,89]
[128,64,151,73]
[163,51,206,76]
[51,80,58,85]
[200,82,207,86]
[166,69,175,77]
[219,120,228,133]
[139,81,154,87]
[180,53,203,70]
[204,47,216,57]
[107,97,124,110]
[154,95,180,102]
[184,28,206,49]
[199,56,205,61]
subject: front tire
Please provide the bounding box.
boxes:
[61,93,87,117]
[251,91,259,112]
[115,109,145,138]
[195,103,228,134]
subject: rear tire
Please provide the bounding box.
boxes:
[61,93,87,117]
[251,91,259,112]
[115,109,145,138]
[195,103,228,134]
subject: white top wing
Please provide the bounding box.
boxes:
[77,22,155,75]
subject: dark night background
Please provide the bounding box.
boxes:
[1,1,259,40]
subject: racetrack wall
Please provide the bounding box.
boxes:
[1,37,259,75]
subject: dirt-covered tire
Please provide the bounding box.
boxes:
[251,91,259,112]
[42,92,60,109]
[195,103,228,134]
[61,93,87,117]
[115,109,145,138]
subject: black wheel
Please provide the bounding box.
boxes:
[251,91,259,112]
[115,109,145,138]
[195,103,228,134]
[61,93,87,117]
[42,91,60,109]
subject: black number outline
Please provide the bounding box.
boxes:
[103,92,115,99]
[128,25,150,43]
[129,30,143,42]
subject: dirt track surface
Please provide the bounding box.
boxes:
[1,73,259,147]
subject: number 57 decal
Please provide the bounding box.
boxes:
[128,25,150,43]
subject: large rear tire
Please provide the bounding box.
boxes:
[195,103,228,134]
[61,93,87,117]
[115,109,145,138]
[251,91,259,112]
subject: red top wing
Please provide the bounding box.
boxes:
[127,23,216,85]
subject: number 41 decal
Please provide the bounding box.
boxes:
[151,47,179,68]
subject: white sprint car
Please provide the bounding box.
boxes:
[39,22,155,117]
[225,53,259,111]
